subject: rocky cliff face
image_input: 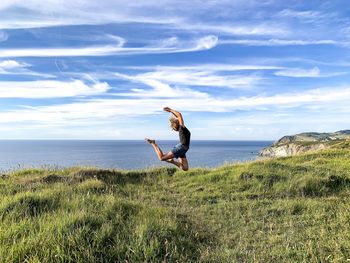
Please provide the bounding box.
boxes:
[260,130,350,158]
[259,142,328,158]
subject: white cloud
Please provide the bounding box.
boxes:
[0,35,218,57]
[0,60,29,70]
[114,72,211,99]
[117,76,210,98]
[0,59,54,77]
[1,85,350,124]
[113,63,268,92]
[127,64,282,72]
[193,35,218,50]
[220,38,340,46]
[1,84,350,139]
[0,1,293,43]
[274,67,345,78]
[0,0,284,34]
[0,80,110,98]
[0,0,180,29]
[274,67,320,78]
[182,23,288,36]
[117,72,259,92]
[0,30,8,42]
[139,71,257,89]
[277,9,329,20]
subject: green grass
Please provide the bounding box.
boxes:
[1,147,350,262]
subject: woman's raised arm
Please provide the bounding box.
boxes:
[163,107,184,126]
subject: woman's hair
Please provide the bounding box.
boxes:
[169,116,179,131]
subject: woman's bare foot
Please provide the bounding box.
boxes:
[145,138,155,144]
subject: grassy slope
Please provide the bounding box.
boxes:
[1,145,350,262]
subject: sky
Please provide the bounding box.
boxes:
[0,0,350,140]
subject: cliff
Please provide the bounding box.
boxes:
[260,130,350,157]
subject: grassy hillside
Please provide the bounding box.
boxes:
[1,146,350,262]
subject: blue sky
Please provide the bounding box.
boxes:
[0,0,350,140]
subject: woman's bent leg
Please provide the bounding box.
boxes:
[167,158,189,171]
[146,138,174,161]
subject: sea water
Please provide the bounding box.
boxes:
[0,140,272,171]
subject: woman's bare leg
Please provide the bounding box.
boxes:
[145,138,189,171]
[145,138,174,161]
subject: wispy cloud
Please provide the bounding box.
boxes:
[192,35,218,50]
[274,67,320,78]
[0,60,29,70]
[274,67,345,78]
[0,35,218,57]
[277,9,330,21]
[0,80,110,98]
[219,39,343,47]
[0,59,54,77]
[127,64,282,72]
[0,0,182,29]
[107,63,282,93]
[115,68,261,92]
[2,85,350,123]
[0,0,285,34]
[119,78,210,99]
[0,30,8,42]
[182,22,289,36]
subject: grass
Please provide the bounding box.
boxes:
[1,146,350,262]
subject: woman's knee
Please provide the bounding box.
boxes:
[181,165,189,171]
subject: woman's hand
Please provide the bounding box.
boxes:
[163,107,172,112]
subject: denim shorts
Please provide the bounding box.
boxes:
[171,143,189,159]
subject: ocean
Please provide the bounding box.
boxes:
[0,140,272,171]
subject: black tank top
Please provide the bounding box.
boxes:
[179,126,191,148]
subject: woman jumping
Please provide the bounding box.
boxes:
[145,107,191,171]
